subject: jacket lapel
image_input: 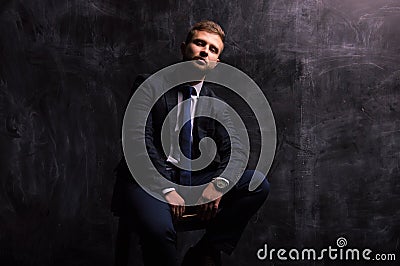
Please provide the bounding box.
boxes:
[165,87,178,113]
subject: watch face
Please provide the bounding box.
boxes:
[216,179,227,189]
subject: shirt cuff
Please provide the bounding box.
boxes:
[162,188,176,195]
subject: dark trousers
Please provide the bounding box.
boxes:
[114,170,270,266]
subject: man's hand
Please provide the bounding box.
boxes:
[164,190,185,220]
[196,183,223,221]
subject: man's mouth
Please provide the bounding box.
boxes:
[194,57,207,64]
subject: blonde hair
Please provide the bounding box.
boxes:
[185,20,225,44]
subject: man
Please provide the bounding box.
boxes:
[111,20,270,266]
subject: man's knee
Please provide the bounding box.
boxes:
[142,219,177,244]
[248,170,269,200]
[257,177,270,200]
[239,170,269,194]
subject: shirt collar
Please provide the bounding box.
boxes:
[191,81,203,97]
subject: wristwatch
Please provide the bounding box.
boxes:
[211,177,229,192]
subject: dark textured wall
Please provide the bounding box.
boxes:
[1,0,399,265]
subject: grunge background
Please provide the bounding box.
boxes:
[0,0,399,265]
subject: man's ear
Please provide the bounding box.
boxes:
[180,42,186,58]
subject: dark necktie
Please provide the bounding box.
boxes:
[179,86,194,185]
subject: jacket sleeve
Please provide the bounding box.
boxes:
[213,96,248,189]
[122,75,176,196]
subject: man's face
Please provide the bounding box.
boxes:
[181,30,224,70]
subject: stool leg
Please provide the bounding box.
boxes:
[114,217,130,266]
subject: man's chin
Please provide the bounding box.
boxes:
[184,59,208,73]
[188,59,218,72]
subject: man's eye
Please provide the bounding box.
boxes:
[194,40,204,46]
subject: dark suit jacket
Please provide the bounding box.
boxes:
[111,75,246,216]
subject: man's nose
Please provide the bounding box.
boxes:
[199,50,208,57]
